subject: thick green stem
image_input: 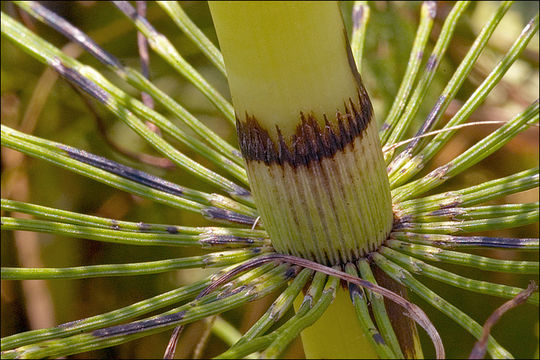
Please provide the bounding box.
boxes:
[210,1,394,358]
[209,0,392,263]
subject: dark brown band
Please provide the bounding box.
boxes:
[236,89,373,167]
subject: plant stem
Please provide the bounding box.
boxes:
[209,2,395,358]
[209,0,392,263]
[294,286,380,359]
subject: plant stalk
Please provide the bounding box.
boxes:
[210,1,396,358]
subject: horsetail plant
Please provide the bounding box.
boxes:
[1,1,538,359]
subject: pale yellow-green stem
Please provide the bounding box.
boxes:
[210,1,395,358]
[209,2,359,138]
[294,287,379,359]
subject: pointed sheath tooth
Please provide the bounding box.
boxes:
[236,97,392,265]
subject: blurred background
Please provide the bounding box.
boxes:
[1,1,538,358]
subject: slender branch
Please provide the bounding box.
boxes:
[261,276,339,358]
[357,259,404,358]
[373,253,512,359]
[392,99,539,201]
[385,239,538,274]
[383,1,469,149]
[1,248,267,280]
[0,277,211,351]
[1,264,291,358]
[390,12,540,190]
[390,232,539,250]
[197,253,445,359]
[6,5,248,179]
[379,0,436,146]
[380,246,539,305]
[469,282,538,359]
[136,1,155,111]
[163,325,183,359]
[344,263,398,358]
[383,120,538,154]
[1,125,259,224]
[231,268,313,347]
[1,199,267,241]
[394,167,539,215]
[156,1,226,75]
[350,1,370,73]
[68,80,173,168]
[113,0,236,124]
[192,316,216,359]
[386,1,512,166]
